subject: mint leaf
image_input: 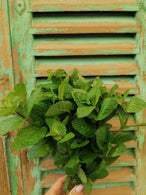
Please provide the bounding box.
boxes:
[58,76,69,100]
[112,132,136,144]
[89,160,108,182]
[27,139,50,160]
[96,124,111,150]
[108,84,118,97]
[126,96,146,113]
[55,69,67,78]
[45,101,74,117]
[64,83,73,99]
[72,118,95,138]
[71,140,89,149]
[123,89,130,99]
[77,168,87,184]
[96,98,118,120]
[87,83,101,106]
[36,140,50,157]
[0,92,20,116]
[54,151,69,165]
[115,92,123,105]
[27,144,39,161]
[0,115,25,136]
[108,144,126,157]
[80,147,98,164]
[70,68,79,83]
[84,180,92,195]
[65,151,80,175]
[59,132,75,143]
[77,106,94,118]
[72,89,87,106]
[13,125,47,151]
[46,119,66,140]
[14,83,27,101]
[117,106,128,126]
[24,87,49,118]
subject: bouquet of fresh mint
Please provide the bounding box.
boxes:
[0,68,146,194]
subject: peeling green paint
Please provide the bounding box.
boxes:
[6,136,22,195]
[31,159,42,195]
[92,182,134,189]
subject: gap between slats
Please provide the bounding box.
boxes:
[30,0,138,12]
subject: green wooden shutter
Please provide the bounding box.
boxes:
[1,0,146,195]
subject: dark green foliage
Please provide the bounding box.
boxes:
[0,68,146,194]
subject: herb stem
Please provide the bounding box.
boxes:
[15,110,34,125]
[113,114,129,138]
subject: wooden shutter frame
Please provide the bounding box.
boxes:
[0,0,146,194]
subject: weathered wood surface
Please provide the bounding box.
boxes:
[33,39,137,56]
[30,0,138,12]
[0,137,11,195]
[31,12,138,34]
[83,185,135,195]
[135,1,146,195]
[1,0,145,194]
[0,0,15,194]
[35,63,139,77]
[7,0,41,194]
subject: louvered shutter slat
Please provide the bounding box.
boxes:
[31,12,138,34]
[30,0,138,12]
[33,37,138,56]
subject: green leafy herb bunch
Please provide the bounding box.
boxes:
[0,68,146,194]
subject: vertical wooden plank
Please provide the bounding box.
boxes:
[8,0,41,194]
[0,136,11,195]
[0,0,14,194]
[0,0,24,194]
[136,1,146,195]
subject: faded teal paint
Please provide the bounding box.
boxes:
[29,0,139,12]
[6,136,22,195]
[31,159,42,195]
[135,0,146,194]
[33,50,73,56]
[30,28,70,34]
[92,182,134,189]
[8,0,35,96]
[7,0,40,194]
[105,70,118,74]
